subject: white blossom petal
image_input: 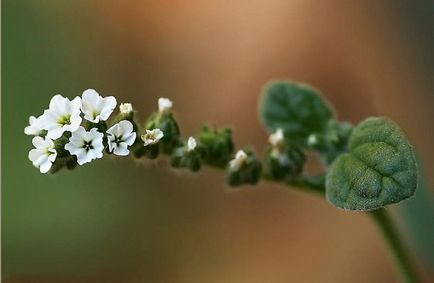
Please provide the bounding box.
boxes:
[141,128,164,146]
[81,89,117,123]
[106,120,136,156]
[24,115,46,136]
[187,136,197,152]
[41,95,82,139]
[269,128,285,147]
[65,126,104,165]
[158,98,172,112]
[119,103,133,114]
[28,136,57,173]
[229,150,248,171]
[113,144,129,156]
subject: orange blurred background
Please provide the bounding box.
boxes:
[3,1,434,282]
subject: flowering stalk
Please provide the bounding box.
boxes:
[24,81,421,282]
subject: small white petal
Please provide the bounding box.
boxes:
[229,150,248,171]
[39,160,52,174]
[119,103,133,114]
[123,132,137,146]
[187,137,197,152]
[269,128,285,147]
[113,144,129,156]
[28,136,57,173]
[99,96,117,121]
[307,134,318,147]
[24,115,45,136]
[141,128,164,146]
[158,97,172,112]
[81,89,117,123]
[45,127,64,140]
[32,136,46,148]
[75,149,89,165]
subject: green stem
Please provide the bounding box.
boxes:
[169,153,420,282]
[284,178,420,283]
[285,174,326,196]
[369,209,420,283]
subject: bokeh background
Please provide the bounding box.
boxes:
[3,0,434,282]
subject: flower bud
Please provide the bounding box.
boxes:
[263,143,305,181]
[227,149,262,187]
[119,103,133,115]
[54,132,73,158]
[82,119,108,133]
[133,143,159,159]
[49,155,78,173]
[171,137,204,172]
[145,112,181,154]
[199,126,234,168]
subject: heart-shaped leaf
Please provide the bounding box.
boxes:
[326,117,418,211]
[259,81,334,146]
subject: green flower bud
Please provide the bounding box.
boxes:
[133,143,159,159]
[199,126,234,168]
[263,143,305,181]
[49,155,77,174]
[82,120,108,133]
[171,137,204,172]
[227,149,262,187]
[46,133,78,173]
[145,112,181,154]
[54,132,72,158]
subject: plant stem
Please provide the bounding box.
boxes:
[197,161,420,282]
[284,178,420,283]
[285,174,325,196]
[369,208,420,283]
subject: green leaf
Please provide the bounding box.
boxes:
[326,117,418,211]
[259,81,334,146]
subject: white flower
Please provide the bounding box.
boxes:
[106,120,137,156]
[158,97,173,113]
[28,136,57,173]
[41,95,82,139]
[24,115,45,136]
[119,103,133,114]
[141,129,164,146]
[81,89,117,123]
[269,128,285,147]
[229,150,248,171]
[187,136,197,152]
[65,127,104,165]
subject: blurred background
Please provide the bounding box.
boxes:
[3,0,434,282]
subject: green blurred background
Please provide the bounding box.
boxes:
[3,0,434,282]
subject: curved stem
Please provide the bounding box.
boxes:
[191,158,420,282]
[283,177,420,282]
[369,209,420,283]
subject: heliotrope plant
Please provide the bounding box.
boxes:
[25,81,420,282]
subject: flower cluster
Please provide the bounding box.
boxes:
[25,90,165,173]
[25,91,306,188]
